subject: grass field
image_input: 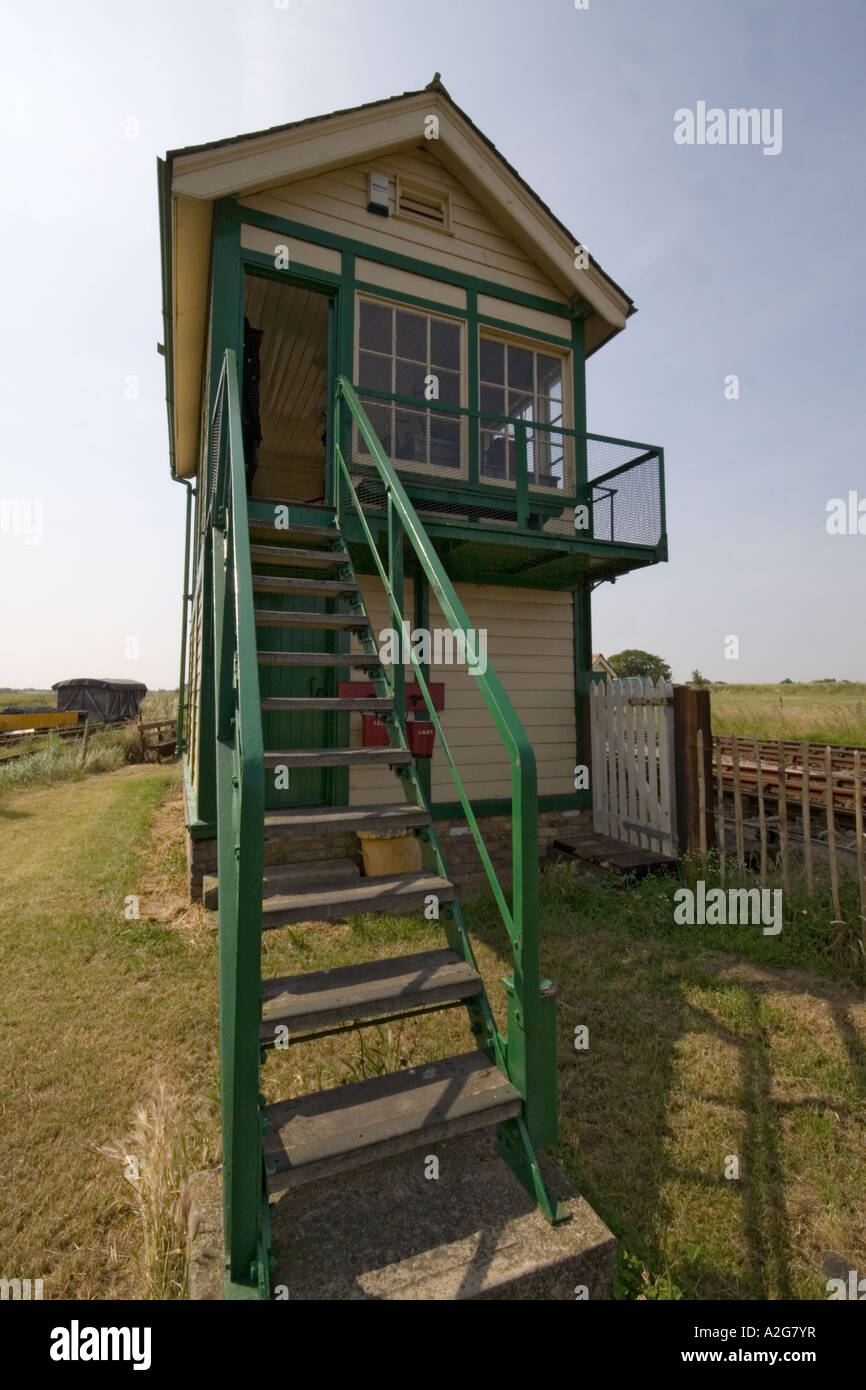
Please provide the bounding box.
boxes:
[0,764,219,1299]
[2,752,864,1300]
[709,682,866,745]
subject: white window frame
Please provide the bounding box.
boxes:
[477,328,574,495]
[353,293,469,481]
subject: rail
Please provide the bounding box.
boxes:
[208,349,267,1296]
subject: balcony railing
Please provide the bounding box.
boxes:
[344,386,665,553]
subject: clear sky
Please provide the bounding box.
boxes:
[1,0,863,689]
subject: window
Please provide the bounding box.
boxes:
[478,336,568,490]
[356,297,465,474]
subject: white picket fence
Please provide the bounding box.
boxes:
[590,676,677,854]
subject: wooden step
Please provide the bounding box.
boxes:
[252,575,360,598]
[254,610,371,631]
[260,948,482,1043]
[249,519,338,543]
[263,746,410,770]
[258,651,382,669]
[261,696,393,713]
[263,802,428,839]
[262,1051,521,1194]
[250,544,346,569]
[203,857,360,910]
[261,871,454,929]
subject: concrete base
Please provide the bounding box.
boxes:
[183,1169,226,1301]
[187,1132,616,1300]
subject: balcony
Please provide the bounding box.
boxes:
[337,387,666,589]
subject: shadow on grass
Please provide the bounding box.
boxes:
[463,862,865,1300]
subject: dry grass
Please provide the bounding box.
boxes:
[710,682,866,745]
[0,765,219,1299]
[97,1080,214,1300]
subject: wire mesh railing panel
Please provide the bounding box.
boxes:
[587,437,663,548]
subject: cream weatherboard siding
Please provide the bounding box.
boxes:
[348,577,576,807]
[243,146,569,306]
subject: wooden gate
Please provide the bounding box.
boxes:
[590,676,677,854]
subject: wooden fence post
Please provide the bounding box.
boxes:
[673,685,715,857]
[754,736,768,887]
[855,750,865,954]
[777,741,790,897]
[801,740,814,898]
[825,744,842,924]
[78,719,90,769]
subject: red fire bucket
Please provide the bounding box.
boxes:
[407,720,435,757]
[361,714,390,747]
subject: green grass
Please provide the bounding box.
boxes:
[3,755,863,1301]
[0,727,133,790]
[709,682,866,745]
[264,859,866,1302]
[0,764,219,1298]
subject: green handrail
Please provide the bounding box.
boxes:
[210,349,266,1298]
[334,376,553,1150]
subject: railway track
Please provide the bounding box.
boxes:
[713,736,866,821]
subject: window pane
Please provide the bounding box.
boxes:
[395,309,427,362]
[395,359,427,401]
[437,369,460,407]
[358,351,391,392]
[508,389,533,420]
[480,384,504,418]
[430,319,460,370]
[507,345,533,393]
[359,402,391,455]
[480,425,514,480]
[430,414,461,470]
[535,396,562,427]
[537,354,562,400]
[394,407,425,461]
[479,338,504,385]
[359,300,391,353]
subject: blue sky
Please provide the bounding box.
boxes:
[1,0,863,688]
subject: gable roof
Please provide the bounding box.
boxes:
[159,78,636,478]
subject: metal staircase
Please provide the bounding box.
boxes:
[198,351,563,1299]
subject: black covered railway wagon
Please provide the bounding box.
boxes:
[52,678,147,724]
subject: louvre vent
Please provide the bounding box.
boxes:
[395,177,452,232]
